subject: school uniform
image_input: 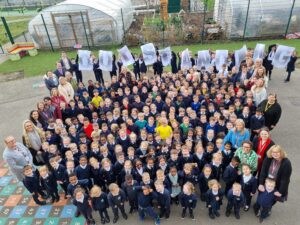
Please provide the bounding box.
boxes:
[206,189,224,217]
[192,153,207,172]
[178,155,193,171]
[221,150,234,171]
[75,164,92,188]
[179,192,197,218]
[180,170,199,186]
[90,166,104,188]
[67,179,89,196]
[41,173,60,202]
[52,164,68,195]
[73,194,95,225]
[23,171,47,205]
[100,167,117,189]
[226,189,245,218]
[144,166,156,180]
[108,190,127,220]
[91,193,110,223]
[155,188,171,218]
[241,174,257,207]
[250,115,265,140]
[167,173,182,204]
[223,163,239,194]
[254,189,276,220]
[121,180,139,213]
[211,162,222,181]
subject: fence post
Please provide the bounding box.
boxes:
[0,44,4,54]
[41,13,54,52]
[285,0,296,37]
[201,0,207,44]
[1,17,14,44]
[242,0,251,40]
[121,8,126,45]
[22,32,27,42]
[80,11,90,50]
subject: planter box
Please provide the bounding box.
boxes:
[0,70,24,82]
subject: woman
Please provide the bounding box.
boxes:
[37,101,54,123]
[58,76,74,104]
[22,120,46,166]
[258,93,282,130]
[29,110,47,130]
[259,145,292,202]
[253,127,275,174]
[234,140,258,173]
[223,119,250,150]
[60,51,72,72]
[251,78,267,106]
[285,51,298,82]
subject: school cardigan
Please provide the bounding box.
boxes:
[259,158,292,197]
[91,193,109,211]
[223,129,250,149]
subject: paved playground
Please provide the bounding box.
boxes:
[0,69,299,225]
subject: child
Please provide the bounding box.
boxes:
[135,113,147,130]
[225,183,245,219]
[198,164,213,201]
[107,183,128,223]
[241,164,257,211]
[253,178,276,223]
[90,185,110,224]
[39,165,60,203]
[179,182,197,219]
[155,169,171,191]
[250,108,265,140]
[221,141,234,171]
[154,181,171,219]
[49,157,68,198]
[136,185,160,225]
[206,179,224,219]
[210,153,222,181]
[73,187,96,225]
[192,143,207,172]
[180,163,199,186]
[100,158,116,191]
[22,165,47,205]
[75,155,92,188]
[89,157,104,188]
[140,172,154,189]
[167,166,181,204]
[67,173,89,197]
[223,156,241,194]
[121,174,138,214]
[168,149,180,168]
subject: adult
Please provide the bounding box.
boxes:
[58,76,74,104]
[263,44,276,80]
[37,101,54,123]
[258,93,282,130]
[259,145,292,202]
[60,51,72,72]
[223,119,250,150]
[234,140,258,173]
[22,120,46,166]
[285,51,298,82]
[3,136,33,181]
[251,78,267,106]
[65,71,78,92]
[53,62,66,78]
[29,110,47,130]
[44,71,59,91]
[253,127,275,174]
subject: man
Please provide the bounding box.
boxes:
[44,71,59,91]
[3,136,34,181]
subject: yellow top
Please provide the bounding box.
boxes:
[91,96,103,108]
[156,125,173,140]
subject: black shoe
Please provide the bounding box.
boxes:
[190,212,195,220]
[215,211,220,217]
[175,200,179,205]
[113,216,119,223]
[101,218,105,224]
[105,217,110,223]
[284,79,289,82]
[209,213,215,219]
[37,201,46,205]
[181,211,186,219]
[56,196,60,202]
[75,211,81,218]
[159,213,164,218]
[165,215,169,219]
[122,213,128,220]
[235,213,240,219]
[225,210,231,217]
[41,194,48,200]
[129,207,134,214]
[51,198,55,204]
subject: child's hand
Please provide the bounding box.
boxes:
[258,185,265,192]
[208,205,211,208]
[250,193,254,196]
[274,192,282,197]
[216,197,219,201]
[237,171,242,175]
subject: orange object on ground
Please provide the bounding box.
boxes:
[7,42,36,55]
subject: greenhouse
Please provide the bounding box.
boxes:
[214,0,300,38]
[28,0,134,48]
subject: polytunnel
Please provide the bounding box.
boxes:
[28,0,134,48]
[214,0,300,38]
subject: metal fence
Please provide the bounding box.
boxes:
[1,0,299,52]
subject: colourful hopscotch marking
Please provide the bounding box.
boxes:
[0,168,8,177]
[9,206,27,218]
[0,184,17,195]
[17,217,33,225]
[0,218,7,225]
[60,205,76,218]
[22,188,31,196]
[71,217,86,225]
[45,217,60,225]
[0,176,13,186]
[4,195,22,206]
[34,205,52,218]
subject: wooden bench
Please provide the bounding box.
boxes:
[7,42,38,61]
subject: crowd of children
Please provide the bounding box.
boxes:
[20,48,289,225]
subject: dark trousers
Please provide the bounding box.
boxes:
[48,188,59,200]
[94,71,104,85]
[208,203,220,215]
[225,183,233,195]
[80,208,95,225]
[226,201,241,214]
[75,71,83,83]
[112,204,126,217]
[182,207,194,215]
[32,188,46,204]
[244,191,253,206]
[266,69,272,79]
[128,198,138,210]
[134,72,140,80]
[286,71,292,81]
[59,182,68,195]
[159,205,170,218]
[253,203,271,219]
[98,209,109,219]
[139,206,158,220]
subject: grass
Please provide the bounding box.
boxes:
[0,39,299,77]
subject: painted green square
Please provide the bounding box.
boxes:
[0,218,7,225]
[0,184,17,195]
[45,218,60,225]
[70,217,85,225]
[23,188,31,195]
[17,217,33,225]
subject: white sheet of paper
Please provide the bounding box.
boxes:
[158,47,172,66]
[253,43,265,60]
[235,45,247,68]
[118,46,134,66]
[141,43,157,65]
[181,49,191,69]
[99,50,113,71]
[215,50,228,71]
[197,50,211,69]
[272,45,295,68]
[78,50,93,71]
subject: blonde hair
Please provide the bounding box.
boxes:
[232,182,241,191]
[38,165,49,173]
[108,183,119,193]
[208,179,221,189]
[234,119,246,134]
[183,182,195,193]
[90,185,102,198]
[101,158,111,166]
[266,145,287,159]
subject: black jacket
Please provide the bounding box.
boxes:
[287,56,297,72]
[258,100,282,129]
[91,193,109,211]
